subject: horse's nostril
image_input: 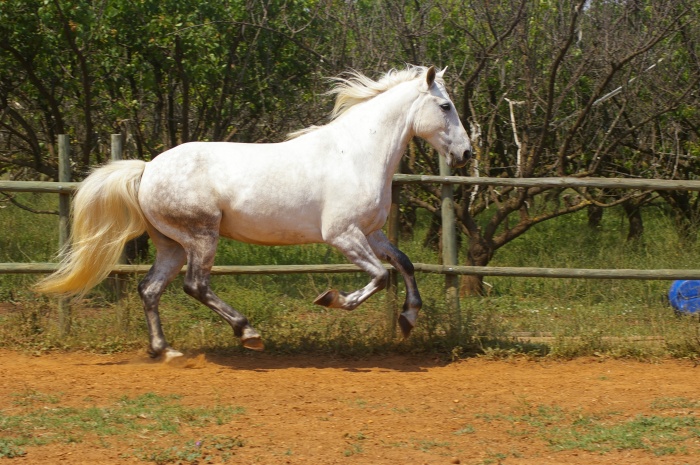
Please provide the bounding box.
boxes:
[463,148,473,160]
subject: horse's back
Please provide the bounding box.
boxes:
[139,141,327,245]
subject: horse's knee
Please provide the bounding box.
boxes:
[138,279,160,308]
[137,279,148,299]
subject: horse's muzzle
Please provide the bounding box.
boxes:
[451,148,472,169]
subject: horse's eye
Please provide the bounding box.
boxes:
[440,103,451,111]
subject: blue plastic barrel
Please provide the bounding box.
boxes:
[668,280,700,315]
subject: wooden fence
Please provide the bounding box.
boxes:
[3,135,700,333]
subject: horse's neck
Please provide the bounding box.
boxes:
[340,85,417,176]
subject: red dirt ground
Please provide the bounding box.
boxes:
[0,350,699,465]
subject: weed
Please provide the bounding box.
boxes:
[0,439,25,458]
[415,438,451,452]
[134,435,245,464]
[454,425,476,435]
[343,443,363,456]
[342,430,367,456]
[344,431,367,441]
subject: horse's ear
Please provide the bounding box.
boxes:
[426,66,436,88]
[437,66,447,79]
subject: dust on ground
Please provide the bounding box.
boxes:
[0,349,698,465]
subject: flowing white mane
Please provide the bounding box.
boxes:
[289,65,440,138]
[328,65,437,118]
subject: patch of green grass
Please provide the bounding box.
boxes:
[11,389,60,407]
[651,397,700,410]
[478,401,700,457]
[548,414,697,455]
[0,391,245,458]
[383,437,452,454]
[472,206,700,359]
[342,432,367,456]
[415,438,451,452]
[478,452,509,464]
[343,442,364,456]
[2,197,700,359]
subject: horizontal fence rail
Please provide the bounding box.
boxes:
[2,262,700,281]
[5,176,700,193]
[393,174,700,191]
[3,175,700,282]
[0,180,80,193]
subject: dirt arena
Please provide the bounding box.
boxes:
[0,350,698,464]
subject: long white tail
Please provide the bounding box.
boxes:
[34,160,148,298]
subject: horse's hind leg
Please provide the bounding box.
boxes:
[367,230,422,338]
[138,229,187,360]
[182,233,264,351]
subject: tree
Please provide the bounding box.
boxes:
[0,0,331,178]
[1,0,699,287]
[399,0,699,294]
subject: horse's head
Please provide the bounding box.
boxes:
[412,66,472,169]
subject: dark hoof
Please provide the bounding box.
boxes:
[242,336,265,352]
[314,289,339,307]
[398,314,414,338]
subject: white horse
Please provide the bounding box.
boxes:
[35,65,472,360]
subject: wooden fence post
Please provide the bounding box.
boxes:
[439,156,461,339]
[57,135,71,336]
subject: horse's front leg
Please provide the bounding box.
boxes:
[314,227,389,310]
[367,230,422,338]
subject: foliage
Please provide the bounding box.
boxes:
[1,1,700,356]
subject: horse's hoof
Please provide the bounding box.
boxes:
[398,314,414,338]
[163,348,185,363]
[147,347,182,360]
[242,336,265,351]
[314,289,339,307]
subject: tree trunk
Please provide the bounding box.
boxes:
[587,204,603,229]
[660,191,700,244]
[622,199,644,242]
[460,236,494,296]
